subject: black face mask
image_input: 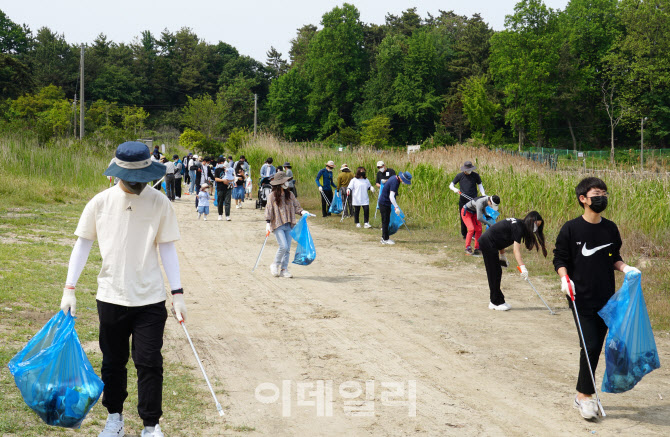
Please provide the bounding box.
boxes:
[361,172,366,178]
[121,180,147,195]
[589,196,608,213]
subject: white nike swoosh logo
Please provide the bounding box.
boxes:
[582,243,613,257]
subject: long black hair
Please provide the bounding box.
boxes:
[521,211,547,257]
[271,184,291,206]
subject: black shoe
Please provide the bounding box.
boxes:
[462,235,466,239]
[473,249,482,257]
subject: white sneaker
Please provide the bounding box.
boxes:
[218,215,223,221]
[226,216,231,221]
[175,196,180,200]
[141,424,164,437]
[270,264,280,277]
[364,223,372,229]
[384,239,395,245]
[204,217,207,221]
[99,413,124,437]
[280,269,293,278]
[488,302,512,311]
[574,395,599,420]
[356,223,361,228]
[198,213,201,220]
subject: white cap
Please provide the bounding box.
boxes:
[376,161,384,168]
[326,160,335,167]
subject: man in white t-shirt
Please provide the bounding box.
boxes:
[59,141,186,437]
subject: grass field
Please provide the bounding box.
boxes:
[239,134,670,329]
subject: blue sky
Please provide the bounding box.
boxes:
[4,1,570,62]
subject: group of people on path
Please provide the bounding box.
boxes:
[448,158,643,422]
[315,159,413,244]
[57,141,645,436]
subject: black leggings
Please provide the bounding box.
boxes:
[353,205,369,224]
[480,239,505,305]
[567,297,608,395]
[380,204,391,240]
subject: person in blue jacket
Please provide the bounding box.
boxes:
[378,171,412,245]
[315,160,337,217]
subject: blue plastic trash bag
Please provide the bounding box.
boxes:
[290,215,316,265]
[388,207,405,236]
[161,181,166,192]
[213,187,218,207]
[376,182,385,211]
[484,205,500,230]
[8,311,104,428]
[598,272,660,393]
[329,191,343,214]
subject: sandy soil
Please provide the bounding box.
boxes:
[165,196,670,436]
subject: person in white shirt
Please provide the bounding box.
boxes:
[347,167,375,228]
[161,157,176,202]
[59,141,186,437]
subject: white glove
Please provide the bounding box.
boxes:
[60,288,76,316]
[301,210,311,216]
[519,265,528,280]
[623,265,641,275]
[318,186,323,192]
[370,187,375,193]
[561,275,575,297]
[172,293,187,322]
[394,207,400,215]
[266,223,272,233]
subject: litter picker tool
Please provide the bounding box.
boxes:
[340,194,349,222]
[152,176,166,189]
[567,276,606,417]
[517,267,555,315]
[252,230,271,272]
[170,306,225,417]
[319,190,331,206]
[459,191,474,202]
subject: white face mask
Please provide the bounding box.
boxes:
[282,182,290,189]
[464,170,472,175]
[533,223,538,233]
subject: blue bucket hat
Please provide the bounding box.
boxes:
[104,141,166,183]
[399,171,412,185]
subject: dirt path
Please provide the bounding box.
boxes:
[165,197,670,436]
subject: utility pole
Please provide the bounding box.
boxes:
[640,117,647,172]
[73,93,77,137]
[79,44,85,139]
[253,93,258,137]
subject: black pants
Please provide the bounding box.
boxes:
[97,300,168,427]
[174,178,182,198]
[459,196,468,238]
[321,190,333,217]
[354,205,369,224]
[217,185,232,217]
[165,174,175,201]
[380,204,392,241]
[480,239,505,305]
[290,186,297,198]
[340,188,354,217]
[567,297,608,395]
[153,180,161,190]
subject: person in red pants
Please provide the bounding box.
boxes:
[462,195,499,256]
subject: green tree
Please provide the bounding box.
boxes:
[217,74,256,134]
[304,3,368,137]
[267,67,314,139]
[90,65,141,104]
[490,0,561,149]
[0,53,34,98]
[181,94,223,138]
[460,75,500,141]
[360,115,392,147]
[0,10,31,54]
[122,106,148,137]
[289,24,317,67]
[266,46,288,81]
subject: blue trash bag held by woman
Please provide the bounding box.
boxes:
[598,272,660,393]
[8,311,104,428]
[388,207,405,236]
[213,186,218,207]
[291,214,316,265]
[484,205,500,230]
[329,191,343,214]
